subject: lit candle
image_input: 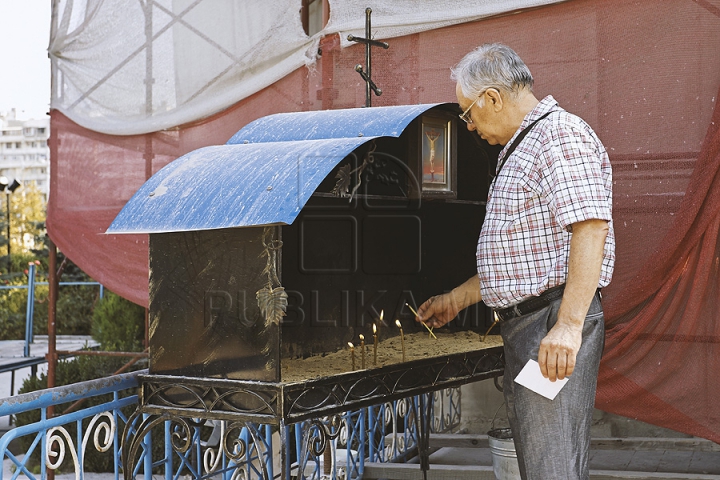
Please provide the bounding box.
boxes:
[373,323,378,366]
[395,319,406,362]
[380,309,384,325]
[348,342,355,371]
[359,334,366,369]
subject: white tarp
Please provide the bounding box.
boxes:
[49,0,566,135]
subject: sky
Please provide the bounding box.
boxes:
[0,1,52,120]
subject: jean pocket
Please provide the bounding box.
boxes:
[583,311,605,337]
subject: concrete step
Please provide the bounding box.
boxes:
[362,461,720,480]
[361,435,720,480]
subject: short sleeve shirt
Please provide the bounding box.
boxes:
[477,96,615,308]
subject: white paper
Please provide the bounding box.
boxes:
[514,359,569,400]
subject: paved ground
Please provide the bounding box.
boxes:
[3,456,115,480]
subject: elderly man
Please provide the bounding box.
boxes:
[417,43,614,479]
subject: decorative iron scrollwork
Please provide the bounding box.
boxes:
[46,412,115,478]
[332,142,376,202]
[297,415,343,479]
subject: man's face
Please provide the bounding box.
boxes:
[456,83,503,145]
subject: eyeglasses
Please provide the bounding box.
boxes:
[459,98,478,124]
[459,89,490,125]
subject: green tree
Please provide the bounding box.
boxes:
[91,291,145,351]
[0,181,46,275]
[0,180,104,340]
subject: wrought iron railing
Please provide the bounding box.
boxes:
[0,370,141,480]
[0,370,461,480]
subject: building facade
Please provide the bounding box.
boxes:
[0,109,50,199]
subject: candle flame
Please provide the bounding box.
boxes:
[380,310,384,322]
[348,342,354,348]
[395,319,402,328]
[359,334,365,341]
[373,323,377,334]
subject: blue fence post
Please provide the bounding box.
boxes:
[143,414,153,480]
[23,263,36,357]
[164,420,172,480]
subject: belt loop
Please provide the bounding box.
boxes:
[513,305,521,317]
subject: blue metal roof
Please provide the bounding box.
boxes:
[228,104,444,144]
[107,103,448,234]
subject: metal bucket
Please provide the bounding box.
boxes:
[487,427,521,480]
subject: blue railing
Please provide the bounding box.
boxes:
[0,370,461,480]
[0,370,141,480]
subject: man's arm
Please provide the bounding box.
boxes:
[416,275,482,328]
[538,218,609,381]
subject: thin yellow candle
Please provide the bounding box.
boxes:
[406,303,437,339]
[395,319,406,362]
[359,334,366,369]
[348,342,355,370]
[372,323,378,366]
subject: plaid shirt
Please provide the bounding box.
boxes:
[477,96,615,308]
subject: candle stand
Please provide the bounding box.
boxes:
[109,104,503,479]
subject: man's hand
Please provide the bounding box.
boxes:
[416,275,483,328]
[538,320,583,381]
[538,218,609,381]
[417,293,460,328]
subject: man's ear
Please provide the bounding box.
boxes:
[486,88,503,112]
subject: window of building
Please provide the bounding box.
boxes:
[6,143,12,149]
[301,0,328,36]
[15,142,21,148]
[37,128,46,134]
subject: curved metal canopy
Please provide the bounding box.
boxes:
[228,104,444,144]
[107,103,449,234]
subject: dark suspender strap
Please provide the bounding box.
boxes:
[495,110,553,176]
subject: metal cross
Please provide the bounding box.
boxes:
[348,8,389,107]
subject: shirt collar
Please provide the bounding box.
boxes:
[498,95,558,161]
[520,95,558,128]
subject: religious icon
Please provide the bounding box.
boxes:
[421,117,451,192]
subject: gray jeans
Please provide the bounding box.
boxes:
[500,292,604,480]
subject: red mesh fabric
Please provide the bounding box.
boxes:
[48,0,720,439]
[597,91,720,441]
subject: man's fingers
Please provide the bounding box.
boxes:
[545,352,558,382]
[416,298,433,322]
[565,352,577,378]
[556,353,567,381]
[538,348,548,378]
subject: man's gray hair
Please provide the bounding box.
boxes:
[451,43,534,99]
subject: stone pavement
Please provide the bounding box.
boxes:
[3,456,115,479]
